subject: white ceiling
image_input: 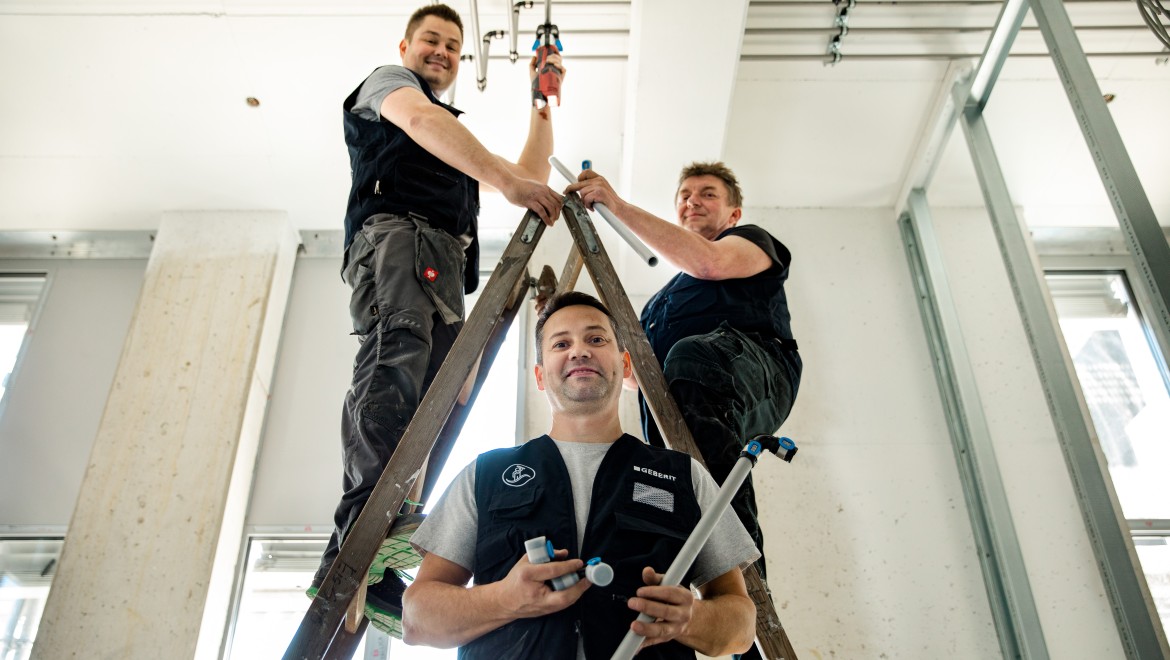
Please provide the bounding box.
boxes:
[0,0,1167,239]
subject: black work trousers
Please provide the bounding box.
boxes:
[640,323,801,584]
[314,214,465,585]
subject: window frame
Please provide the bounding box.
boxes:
[0,270,52,421]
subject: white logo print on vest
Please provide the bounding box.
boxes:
[502,463,536,487]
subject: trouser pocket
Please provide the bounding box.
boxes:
[413,221,465,325]
[343,231,378,335]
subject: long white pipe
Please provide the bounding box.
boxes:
[609,454,756,659]
[548,156,658,267]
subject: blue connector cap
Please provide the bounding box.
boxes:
[545,539,555,560]
[581,159,592,171]
[740,434,798,463]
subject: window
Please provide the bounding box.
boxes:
[0,538,63,660]
[226,289,523,659]
[0,275,47,410]
[1045,271,1170,633]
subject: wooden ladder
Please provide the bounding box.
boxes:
[282,195,799,659]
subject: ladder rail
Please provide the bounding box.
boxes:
[282,211,547,659]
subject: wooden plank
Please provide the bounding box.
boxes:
[343,581,366,634]
[419,273,532,506]
[283,212,546,659]
[558,244,584,291]
[560,195,797,660]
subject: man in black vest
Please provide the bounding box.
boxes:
[311,3,566,637]
[566,163,800,622]
[403,292,759,659]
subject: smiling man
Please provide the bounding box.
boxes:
[402,292,759,659]
[311,3,566,638]
[566,164,801,658]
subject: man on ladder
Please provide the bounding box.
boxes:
[568,163,802,658]
[311,2,566,638]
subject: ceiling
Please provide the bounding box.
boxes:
[0,0,1167,241]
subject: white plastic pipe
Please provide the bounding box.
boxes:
[609,455,756,660]
[549,156,658,267]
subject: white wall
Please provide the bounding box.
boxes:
[931,205,1124,658]
[0,258,144,526]
[247,257,352,529]
[0,213,1133,658]
[519,206,1126,658]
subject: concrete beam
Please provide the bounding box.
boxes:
[32,211,299,660]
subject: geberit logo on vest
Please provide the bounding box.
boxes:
[502,463,536,487]
[633,465,676,481]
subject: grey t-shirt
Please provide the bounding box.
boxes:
[412,438,761,588]
[350,65,424,122]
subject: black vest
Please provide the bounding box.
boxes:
[641,225,795,364]
[342,67,481,293]
[463,435,702,660]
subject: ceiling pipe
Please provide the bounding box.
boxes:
[467,0,488,91]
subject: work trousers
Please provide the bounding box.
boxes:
[640,322,801,584]
[315,213,465,585]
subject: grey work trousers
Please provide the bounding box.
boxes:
[640,323,802,584]
[315,213,466,585]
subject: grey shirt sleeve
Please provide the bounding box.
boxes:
[688,458,762,587]
[350,65,425,122]
[410,459,479,572]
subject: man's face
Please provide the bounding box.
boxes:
[535,305,631,411]
[399,15,462,94]
[675,174,743,241]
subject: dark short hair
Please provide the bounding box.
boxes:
[534,291,622,364]
[405,4,464,41]
[677,161,743,208]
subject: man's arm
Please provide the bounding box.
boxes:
[378,85,562,225]
[490,53,563,184]
[626,566,756,656]
[402,548,590,648]
[564,171,772,280]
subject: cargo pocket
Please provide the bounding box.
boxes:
[414,222,465,325]
[343,232,378,335]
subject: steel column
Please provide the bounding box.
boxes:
[1027,0,1170,385]
[901,190,1049,660]
[956,100,1170,659]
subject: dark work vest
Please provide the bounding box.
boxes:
[640,225,795,365]
[341,67,481,294]
[462,435,702,660]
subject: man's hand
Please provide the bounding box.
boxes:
[501,176,564,226]
[564,170,627,218]
[495,547,590,619]
[528,51,566,82]
[627,566,695,649]
[529,52,566,119]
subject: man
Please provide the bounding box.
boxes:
[310,3,566,636]
[402,292,759,659]
[565,163,801,591]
